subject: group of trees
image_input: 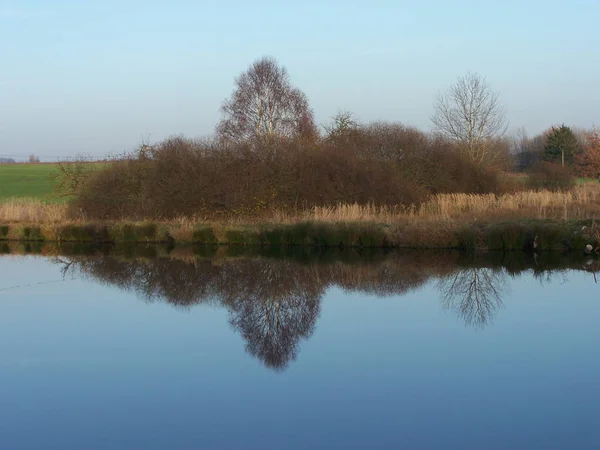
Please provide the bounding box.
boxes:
[215,57,513,168]
[513,124,600,177]
[216,56,600,177]
[64,56,597,219]
[70,57,511,220]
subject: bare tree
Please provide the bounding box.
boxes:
[432,72,508,165]
[323,110,359,137]
[217,56,316,146]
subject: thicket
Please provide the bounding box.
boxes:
[527,161,576,192]
[69,126,504,221]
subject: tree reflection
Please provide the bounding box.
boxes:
[219,259,323,370]
[50,248,599,369]
[228,287,321,371]
[438,268,508,328]
[60,256,223,308]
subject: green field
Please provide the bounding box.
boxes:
[0,164,60,201]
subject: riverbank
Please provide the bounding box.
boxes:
[3,184,600,224]
[1,218,600,252]
[2,185,600,251]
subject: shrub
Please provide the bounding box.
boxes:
[574,128,600,179]
[19,226,44,241]
[527,162,575,191]
[70,128,508,221]
[192,226,218,245]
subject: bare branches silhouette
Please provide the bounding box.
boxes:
[438,268,508,328]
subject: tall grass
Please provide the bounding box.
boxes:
[2,184,600,225]
[310,183,600,223]
[0,198,68,223]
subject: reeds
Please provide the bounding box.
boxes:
[0,198,69,224]
[2,184,600,226]
[310,184,600,223]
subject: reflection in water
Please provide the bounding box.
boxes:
[438,268,508,328]
[224,261,322,370]
[48,247,599,371]
[229,285,320,371]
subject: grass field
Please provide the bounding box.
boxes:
[0,164,60,201]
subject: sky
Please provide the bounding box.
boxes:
[1,0,599,160]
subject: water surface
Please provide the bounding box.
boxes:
[1,247,599,449]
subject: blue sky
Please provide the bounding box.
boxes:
[1,0,598,159]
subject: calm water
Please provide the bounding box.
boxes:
[1,247,600,450]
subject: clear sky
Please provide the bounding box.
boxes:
[1,0,599,160]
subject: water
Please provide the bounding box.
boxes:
[1,247,600,450]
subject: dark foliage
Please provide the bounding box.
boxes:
[544,125,583,166]
[71,126,506,221]
[574,129,600,179]
[527,161,575,191]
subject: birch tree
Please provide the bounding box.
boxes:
[432,72,508,165]
[217,56,316,146]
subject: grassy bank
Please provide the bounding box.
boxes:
[1,218,600,252]
[2,184,600,251]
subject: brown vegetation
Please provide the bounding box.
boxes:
[0,198,68,223]
[56,61,518,223]
[66,129,507,221]
[575,128,600,178]
[3,184,600,226]
[3,58,598,240]
[527,161,575,192]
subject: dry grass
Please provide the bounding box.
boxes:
[310,184,600,223]
[413,184,600,221]
[0,198,69,223]
[2,184,600,225]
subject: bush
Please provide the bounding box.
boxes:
[70,128,509,221]
[574,129,600,179]
[527,162,575,191]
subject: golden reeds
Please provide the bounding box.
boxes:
[2,183,600,225]
[0,198,69,224]
[310,184,600,223]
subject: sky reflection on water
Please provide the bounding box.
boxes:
[0,250,599,450]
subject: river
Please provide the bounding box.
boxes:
[1,246,599,449]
